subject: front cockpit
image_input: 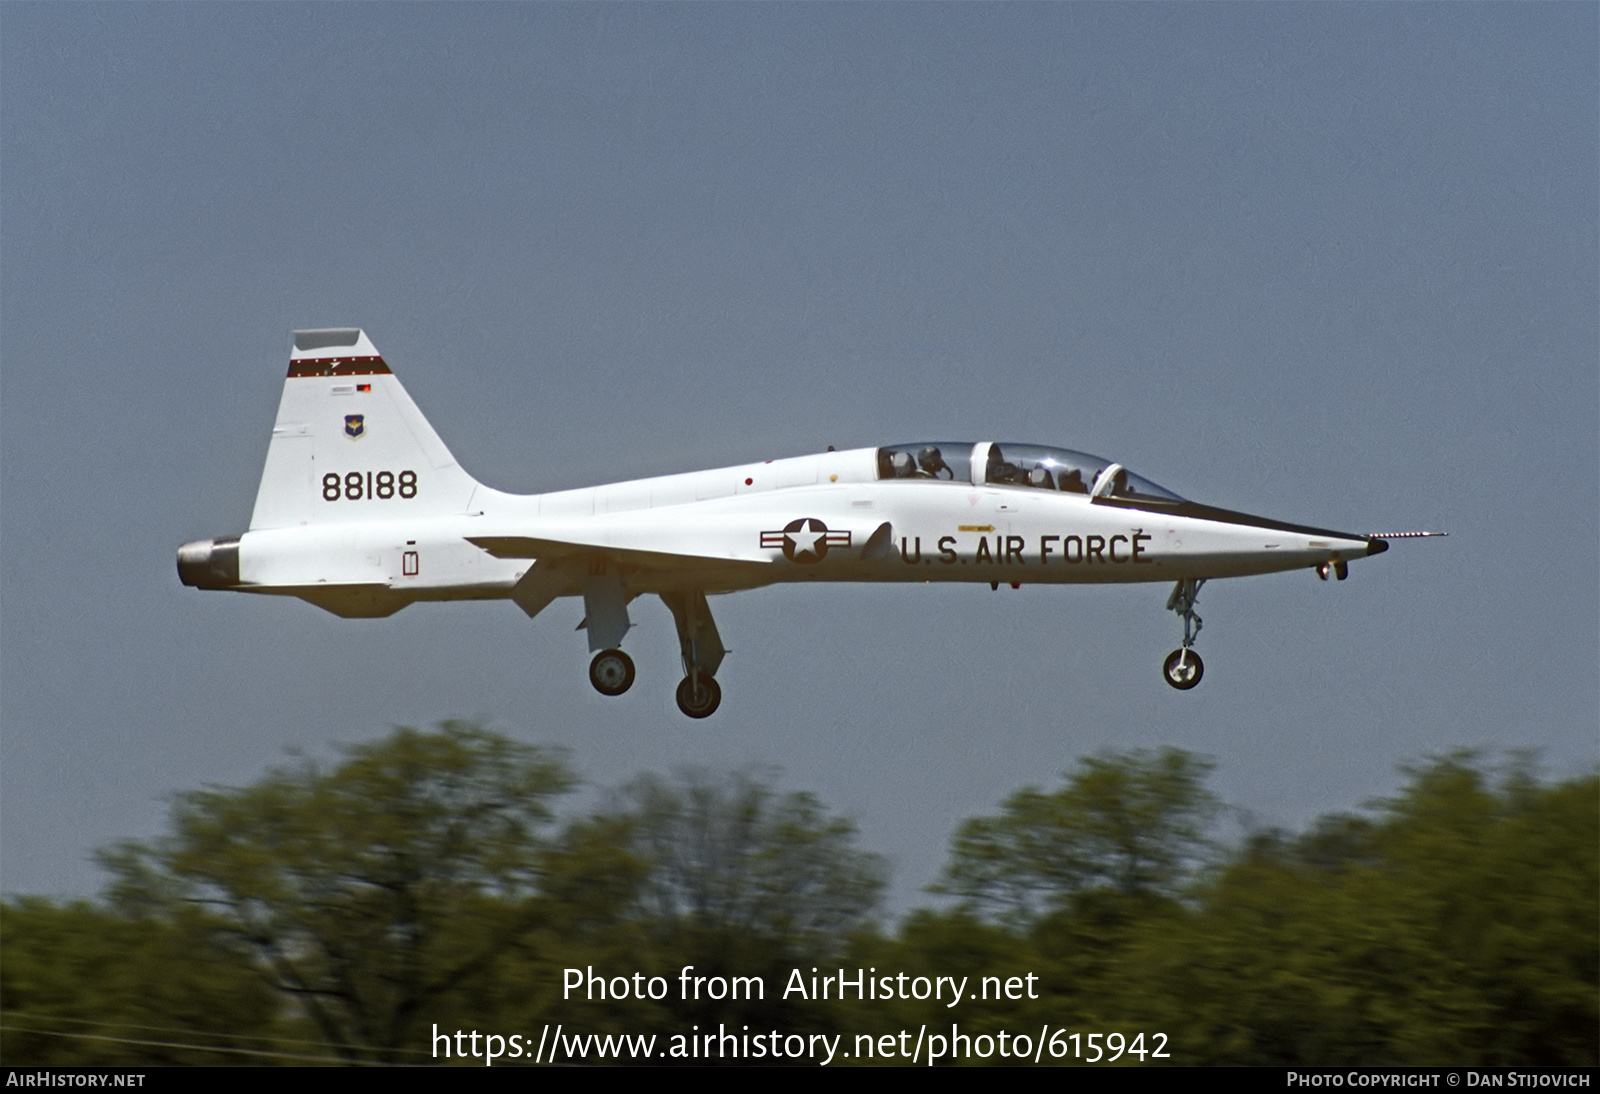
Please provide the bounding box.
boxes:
[876,442,1185,503]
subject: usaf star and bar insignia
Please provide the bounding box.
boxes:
[761,518,851,563]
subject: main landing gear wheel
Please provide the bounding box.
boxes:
[675,673,722,718]
[1163,648,1204,690]
[589,649,636,696]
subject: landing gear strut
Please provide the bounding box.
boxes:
[589,649,635,696]
[661,590,727,719]
[1163,578,1206,690]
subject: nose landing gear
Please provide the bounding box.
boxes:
[1163,647,1204,690]
[1163,578,1207,690]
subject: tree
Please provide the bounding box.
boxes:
[604,769,886,956]
[499,769,888,1038]
[937,748,1220,926]
[0,898,288,1065]
[97,721,574,1062]
[1102,754,1598,1065]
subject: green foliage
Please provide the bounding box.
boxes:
[508,770,888,1038]
[611,770,885,955]
[836,909,1044,1048]
[937,748,1220,925]
[95,721,574,1062]
[904,749,1596,1067]
[1079,755,1600,1065]
[1,898,289,1065]
[6,723,1591,1068]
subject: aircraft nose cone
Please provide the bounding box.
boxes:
[1366,537,1389,555]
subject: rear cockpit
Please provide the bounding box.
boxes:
[876,442,1185,503]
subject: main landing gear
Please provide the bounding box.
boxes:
[589,649,636,696]
[1162,578,1206,690]
[662,590,727,719]
[580,589,727,717]
[675,672,722,719]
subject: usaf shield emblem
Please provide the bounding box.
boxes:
[344,414,365,439]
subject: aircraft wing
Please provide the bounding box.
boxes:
[466,532,776,620]
[467,534,774,570]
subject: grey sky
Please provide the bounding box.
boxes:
[3,3,1595,914]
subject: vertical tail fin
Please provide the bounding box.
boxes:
[249,329,482,529]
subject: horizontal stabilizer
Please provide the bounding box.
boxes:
[510,556,583,620]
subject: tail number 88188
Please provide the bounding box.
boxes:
[322,471,418,502]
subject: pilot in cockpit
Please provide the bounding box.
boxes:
[917,446,950,479]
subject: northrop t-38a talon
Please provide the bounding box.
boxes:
[179,330,1440,717]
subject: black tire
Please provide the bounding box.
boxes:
[589,649,635,696]
[675,673,722,718]
[1163,648,1204,690]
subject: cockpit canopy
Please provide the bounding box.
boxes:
[875,442,1185,503]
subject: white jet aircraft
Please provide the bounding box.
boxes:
[179,330,1439,717]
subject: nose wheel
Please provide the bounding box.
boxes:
[1163,647,1204,689]
[675,672,721,718]
[1163,578,1207,691]
[589,649,636,696]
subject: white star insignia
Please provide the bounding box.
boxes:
[785,520,825,559]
